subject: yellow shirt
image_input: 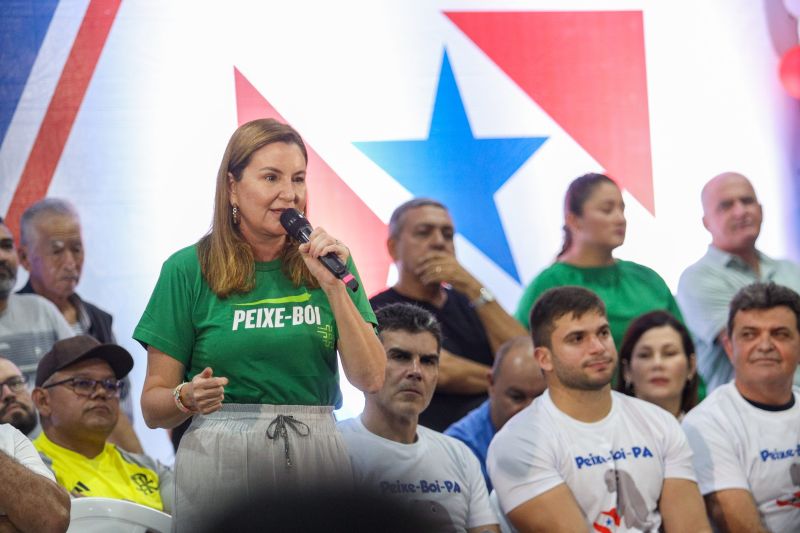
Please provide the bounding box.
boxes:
[34,432,165,511]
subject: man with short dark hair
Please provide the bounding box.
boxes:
[339,303,499,532]
[489,286,710,532]
[0,217,73,384]
[445,335,545,491]
[0,357,37,436]
[31,335,172,512]
[370,198,526,431]
[683,282,800,532]
[677,172,800,392]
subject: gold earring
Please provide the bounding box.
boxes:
[232,205,240,225]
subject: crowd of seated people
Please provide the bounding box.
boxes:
[3,161,800,532]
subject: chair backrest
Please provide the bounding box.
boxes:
[67,497,172,533]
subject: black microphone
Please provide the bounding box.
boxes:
[280,208,359,292]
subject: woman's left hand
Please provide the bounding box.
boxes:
[298,227,351,290]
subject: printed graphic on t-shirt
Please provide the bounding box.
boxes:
[601,469,654,531]
[776,462,800,509]
[230,293,332,348]
[231,293,322,330]
[409,499,457,533]
[593,507,621,533]
[131,472,159,496]
[574,446,654,470]
[379,476,466,531]
[70,480,90,496]
[380,478,463,495]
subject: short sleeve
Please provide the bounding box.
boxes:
[487,422,564,514]
[663,286,685,325]
[344,255,377,327]
[677,264,731,346]
[682,410,748,494]
[660,414,696,482]
[459,442,497,528]
[133,247,198,364]
[6,426,55,481]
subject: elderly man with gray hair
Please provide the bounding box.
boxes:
[17,198,142,453]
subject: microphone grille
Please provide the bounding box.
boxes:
[279,208,310,237]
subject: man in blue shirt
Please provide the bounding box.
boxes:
[445,335,546,490]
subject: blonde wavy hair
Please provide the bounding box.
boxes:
[198,118,317,297]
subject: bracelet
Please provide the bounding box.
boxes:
[173,382,192,414]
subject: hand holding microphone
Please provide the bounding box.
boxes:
[280,208,359,292]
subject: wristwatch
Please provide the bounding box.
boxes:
[470,286,496,308]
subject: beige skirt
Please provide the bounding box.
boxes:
[172,404,352,533]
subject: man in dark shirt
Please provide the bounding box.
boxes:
[370,198,525,430]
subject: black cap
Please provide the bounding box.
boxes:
[35,335,134,387]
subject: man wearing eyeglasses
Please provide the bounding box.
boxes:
[0,357,37,436]
[31,335,173,512]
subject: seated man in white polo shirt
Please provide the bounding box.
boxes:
[488,286,710,532]
[338,302,499,532]
[683,282,800,532]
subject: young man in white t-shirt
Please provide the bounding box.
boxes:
[338,303,499,533]
[683,282,800,532]
[488,286,710,532]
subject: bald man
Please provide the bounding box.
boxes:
[677,172,800,392]
[445,336,546,491]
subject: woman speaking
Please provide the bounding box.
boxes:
[134,119,385,531]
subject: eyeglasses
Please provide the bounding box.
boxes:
[42,377,125,398]
[0,375,27,396]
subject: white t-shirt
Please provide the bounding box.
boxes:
[488,390,696,532]
[338,416,497,532]
[682,383,800,532]
[0,423,56,516]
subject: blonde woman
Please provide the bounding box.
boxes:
[135,119,385,531]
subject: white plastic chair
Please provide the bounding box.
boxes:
[67,497,172,533]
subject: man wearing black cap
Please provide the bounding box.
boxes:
[31,335,172,513]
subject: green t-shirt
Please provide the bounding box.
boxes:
[513,260,684,350]
[133,245,376,406]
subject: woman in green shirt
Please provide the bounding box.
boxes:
[135,119,386,531]
[514,173,684,350]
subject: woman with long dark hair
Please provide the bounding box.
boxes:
[616,310,699,418]
[514,173,683,349]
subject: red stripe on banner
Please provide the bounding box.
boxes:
[5,0,122,238]
[233,67,393,296]
[447,11,655,214]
